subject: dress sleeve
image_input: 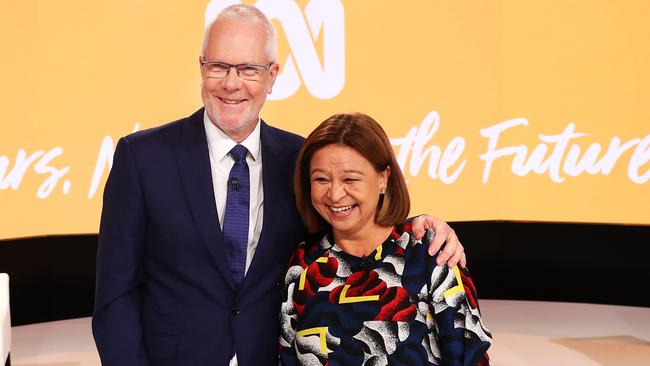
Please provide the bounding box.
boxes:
[279,245,307,365]
[428,265,492,366]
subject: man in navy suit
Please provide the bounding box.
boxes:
[92,4,465,365]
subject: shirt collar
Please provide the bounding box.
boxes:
[203,111,262,163]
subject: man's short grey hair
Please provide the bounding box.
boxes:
[202,4,277,62]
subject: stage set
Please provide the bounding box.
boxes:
[9,300,650,366]
[2,1,649,366]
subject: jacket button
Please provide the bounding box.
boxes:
[232,307,241,316]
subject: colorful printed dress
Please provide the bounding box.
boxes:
[279,223,492,366]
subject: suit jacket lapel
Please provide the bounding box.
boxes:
[240,121,292,291]
[174,108,235,290]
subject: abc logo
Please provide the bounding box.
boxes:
[205,0,345,100]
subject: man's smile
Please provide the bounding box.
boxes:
[218,97,247,104]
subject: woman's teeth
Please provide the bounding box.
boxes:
[331,205,353,213]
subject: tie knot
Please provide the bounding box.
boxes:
[229,144,248,162]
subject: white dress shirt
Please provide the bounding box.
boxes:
[203,112,264,275]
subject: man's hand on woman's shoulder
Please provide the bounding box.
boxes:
[411,215,466,268]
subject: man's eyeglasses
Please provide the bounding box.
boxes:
[201,57,273,81]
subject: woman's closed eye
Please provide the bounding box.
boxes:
[312,176,330,183]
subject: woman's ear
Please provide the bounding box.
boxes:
[380,166,391,191]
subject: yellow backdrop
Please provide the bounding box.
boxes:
[1,0,649,239]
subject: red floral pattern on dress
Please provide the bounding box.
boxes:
[329,270,386,303]
[294,256,338,316]
[460,269,478,309]
[377,286,416,322]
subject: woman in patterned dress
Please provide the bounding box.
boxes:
[280,113,491,365]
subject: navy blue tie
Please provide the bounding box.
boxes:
[223,144,249,288]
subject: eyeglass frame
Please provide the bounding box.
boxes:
[200,57,275,81]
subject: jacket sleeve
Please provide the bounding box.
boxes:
[92,137,150,366]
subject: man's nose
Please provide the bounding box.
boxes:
[221,66,242,90]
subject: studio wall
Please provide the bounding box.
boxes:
[2,0,649,240]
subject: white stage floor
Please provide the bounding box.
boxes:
[10,300,650,365]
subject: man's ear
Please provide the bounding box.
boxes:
[267,62,280,94]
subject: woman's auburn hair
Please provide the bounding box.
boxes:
[294,113,410,233]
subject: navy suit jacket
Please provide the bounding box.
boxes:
[92,108,306,365]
